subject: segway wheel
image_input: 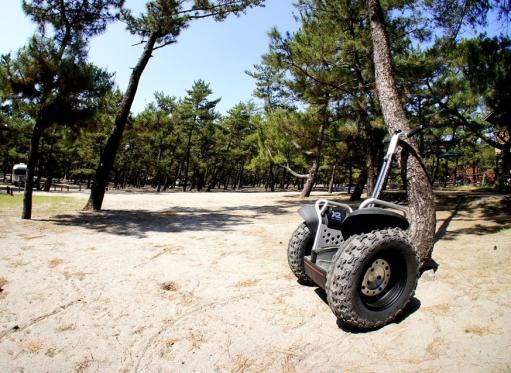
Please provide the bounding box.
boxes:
[287,222,314,285]
[325,228,419,330]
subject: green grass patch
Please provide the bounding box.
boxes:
[0,194,81,216]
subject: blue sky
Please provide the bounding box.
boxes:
[0,0,299,114]
[1,1,507,115]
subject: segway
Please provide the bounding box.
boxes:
[288,126,424,330]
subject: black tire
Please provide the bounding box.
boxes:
[325,228,419,330]
[287,222,314,284]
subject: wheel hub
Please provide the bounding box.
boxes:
[361,259,391,296]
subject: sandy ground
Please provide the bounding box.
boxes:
[0,190,510,372]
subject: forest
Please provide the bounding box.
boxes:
[0,0,509,213]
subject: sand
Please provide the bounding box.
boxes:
[0,190,510,372]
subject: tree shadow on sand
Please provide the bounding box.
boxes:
[434,192,511,241]
[35,199,313,238]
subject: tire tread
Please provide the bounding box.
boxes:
[325,228,419,330]
[287,222,314,284]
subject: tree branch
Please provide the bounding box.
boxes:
[264,145,309,179]
[426,80,503,150]
[290,139,314,155]
[175,0,251,16]
[153,39,176,50]
[283,54,356,95]
[281,161,310,178]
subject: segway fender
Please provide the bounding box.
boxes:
[298,205,318,237]
[341,207,409,238]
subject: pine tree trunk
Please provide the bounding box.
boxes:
[300,160,319,198]
[300,120,326,198]
[328,164,336,194]
[44,168,52,192]
[22,121,44,219]
[84,33,158,210]
[267,164,275,192]
[207,166,219,192]
[366,150,376,196]
[172,164,181,189]
[43,147,54,192]
[182,129,194,192]
[431,155,440,186]
[348,161,353,194]
[237,160,245,189]
[350,168,367,201]
[368,0,436,264]
[497,142,510,190]
[443,159,449,188]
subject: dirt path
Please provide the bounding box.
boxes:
[0,191,510,372]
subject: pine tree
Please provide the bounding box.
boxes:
[0,0,119,219]
[85,0,264,210]
[367,0,436,263]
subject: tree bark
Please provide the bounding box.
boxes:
[182,128,194,192]
[43,165,53,192]
[237,159,245,189]
[350,168,367,201]
[348,160,353,194]
[300,117,326,198]
[84,33,158,210]
[328,163,337,194]
[300,158,320,197]
[266,163,275,192]
[497,142,510,190]
[22,121,44,219]
[368,0,436,264]
[366,150,376,196]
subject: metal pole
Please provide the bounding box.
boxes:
[371,133,400,200]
